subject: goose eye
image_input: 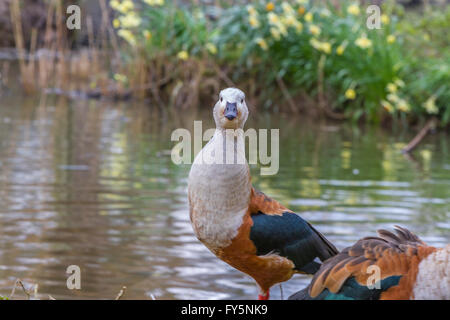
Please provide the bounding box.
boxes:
[220,97,223,102]
[241,99,244,103]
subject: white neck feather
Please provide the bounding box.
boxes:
[188,129,252,250]
[413,245,450,300]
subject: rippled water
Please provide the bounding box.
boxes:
[0,95,448,299]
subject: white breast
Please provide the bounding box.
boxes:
[188,129,251,250]
[413,245,450,300]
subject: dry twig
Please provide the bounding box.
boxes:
[115,286,127,300]
[402,118,437,153]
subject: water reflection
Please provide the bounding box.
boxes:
[0,95,448,299]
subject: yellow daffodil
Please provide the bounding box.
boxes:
[282,3,295,15]
[387,93,399,103]
[381,100,394,113]
[310,39,331,54]
[114,73,127,83]
[394,78,405,88]
[177,50,189,61]
[143,0,164,6]
[423,96,438,114]
[113,18,120,28]
[268,12,279,24]
[118,29,136,46]
[255,37,269,51]
[381,14,390,24]
[270,27,281,40]
[305,12,313,22]
[295,21,303,33]
[309,24,321,36]
[278,23,288,36]
[110,0,120,10]
[336,42,347,55]
[397,99,410,112]
[355,36,372,49]
[387,35,396,44]
[119,12,142,28]
[249,15,260,28]
[247,5,257,16]
[310,38,321,50]
[266,2,275,12]
[143,30,152,40]
[298,6,306,15]
[111,0,134,13]
[321,42,331,54]
[345,88,356,100]
[282,15,297,27]
[206,43,217,55]
[347,4,360,15]
[387,83,397,93]
[121,0,134,11]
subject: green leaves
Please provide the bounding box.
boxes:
[115,0,448,125]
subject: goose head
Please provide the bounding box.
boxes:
[213,88,249,130]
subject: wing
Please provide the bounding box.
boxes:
[248,188,339,274]
[248,188,292,215]
[291,226,435,300]
[289,276,402,300]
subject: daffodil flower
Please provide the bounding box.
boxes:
[381,100,394,113]
[118,29,136,46]
[143,0,164,6]
[143,30,152,41]
[119,12,141,28]
[177,51,189,61]
[387,35,396,44]
[249,15,260,28]
[206,43,218,55]
[394,78,405,88]
[309,24,321,36]
[255,38,269,51]
[423,96,438,114]
[270,27,281,40]
[345,88,356,100]
[355,36,372,49]
[268,12,279,24]
[282,3,295,16]
[113,18,120,29]
[387,93,399,103]
[387,83,397,93]
[397,99,411,112]
[247,5,257,16]
[347,4,360,15]
[310,38,331,54]
[114,73,128,83]
[304,12,313,22]
[381,14,390,24]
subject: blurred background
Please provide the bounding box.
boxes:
[0,0,449,300]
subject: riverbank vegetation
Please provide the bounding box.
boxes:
[1,0,449,127]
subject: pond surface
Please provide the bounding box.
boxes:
[0,95,448,299]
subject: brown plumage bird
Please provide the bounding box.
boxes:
[289,226,450,300]
[188,88,338,300]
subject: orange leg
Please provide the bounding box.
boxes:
[258,290,270,300]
